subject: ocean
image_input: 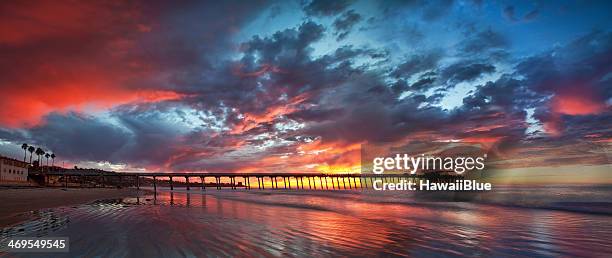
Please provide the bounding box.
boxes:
[2,185,612,257]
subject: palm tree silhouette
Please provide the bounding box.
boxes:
[50,153,56,166]
[27,146,35,164]
[45,153,50,166]
[21,143,28,162]
[35,148,44,164]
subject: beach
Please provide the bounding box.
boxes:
[0,187,139,227]
[1,186,611,257]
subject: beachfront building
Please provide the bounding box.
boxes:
[0,156,29,182]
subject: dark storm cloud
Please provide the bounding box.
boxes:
[287,108,345,122]
[460,30,612,143]
[0,0,271,166]
[1,0,610,172]
[448,32,603,149]
[333,10,362,40]
[216,19,453,146]
[519,31,612,101]
[390,52,500,94]
[99,20,394,170]
[303,0,354,17]
[561,113,612,141]
[439,75,534,147]
[300,72,450,144]
[110,105,191,166]
[241,21,326,62]
[0,0,270,128]
[391,72,438,94]
[462,75,538,111]
[0,128,27,144]
[516,31,611,95]
[391,52,442,78]
[27,113,130,162]
[0,105,217,169]
[226,22,387,118]
[441,62,496,83]
[410,75,437,91]
[176,21,334,120]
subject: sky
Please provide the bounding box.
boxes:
[0,0,610,181]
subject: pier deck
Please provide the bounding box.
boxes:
[31,172,463,191]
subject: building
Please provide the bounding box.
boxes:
[0,156,29,183]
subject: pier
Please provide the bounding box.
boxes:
[31,172,464,191]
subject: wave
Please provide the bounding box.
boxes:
[166,188,612,217]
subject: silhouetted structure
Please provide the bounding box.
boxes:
[30,171,464,192]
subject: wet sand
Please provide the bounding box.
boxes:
[3,188,610,257]
[0,187,139,227]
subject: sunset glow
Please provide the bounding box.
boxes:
[0,0,609,181]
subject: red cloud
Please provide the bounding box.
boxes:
[551,93,606,115]
[542,83,609,136]
[0,1,185,127]
[0,87,183,127]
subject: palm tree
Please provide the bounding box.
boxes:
[35,148,44,164]
[27,146,35,164]
[45,153,50,166]
[50,153,56,166]
[21,143,28,162]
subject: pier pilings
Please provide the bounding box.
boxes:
[35,172,462,193]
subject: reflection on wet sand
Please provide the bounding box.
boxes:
[2,188,612,257]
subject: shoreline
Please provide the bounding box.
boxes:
[0,187,142,228]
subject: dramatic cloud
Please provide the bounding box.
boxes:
[0,0,610,174]
[392,52,442,79]
[441,62,496,83]
[516,31,612,138]
[27,113,130,162]
[333,10,362,40]
[0,0,267,127]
